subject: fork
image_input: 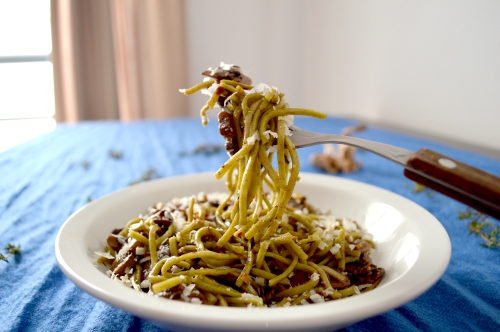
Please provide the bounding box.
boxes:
[289,125,500,219]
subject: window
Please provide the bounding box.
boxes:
[0,0,56,152]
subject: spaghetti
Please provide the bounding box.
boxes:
[97,63,384,307]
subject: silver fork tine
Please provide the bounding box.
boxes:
[289,125,413,166]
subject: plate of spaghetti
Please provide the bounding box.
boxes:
[55,64,451,331]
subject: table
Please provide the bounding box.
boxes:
[1,116,499,332]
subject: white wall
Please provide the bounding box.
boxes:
[185,0,500,157]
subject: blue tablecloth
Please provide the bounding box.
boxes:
[1,116,499,332]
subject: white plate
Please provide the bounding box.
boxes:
[55,172,451,332]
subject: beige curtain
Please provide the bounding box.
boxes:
[51,0,188,122]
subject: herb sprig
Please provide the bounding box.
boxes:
[407,182,499,248]
[108,150,123,159]
[179,144,224,156]
[129,168,160,185]
[408,182,434,197]
[459,209,499,248]
[0,243,22,263]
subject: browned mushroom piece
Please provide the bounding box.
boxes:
[200,64,251,156]
[106,234,124,252]
[218,110,239,155]
[111,238,144,276]
[201,64,252,85]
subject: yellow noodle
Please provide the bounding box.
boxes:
[274,277,320,300]
[235,242,254,287]
[148,224,159,266]
[216,294,228,306]
[308,261,333,290]
[179,80,214,95]
[269,255,298,287]
[119,217,142,236]
[129,231,149,246]
[168,237,178,257]
[155,224,176,246]
[194,275,241,297]
[161,251,241,276]
[152,276,190,294]
[214,143,254,180]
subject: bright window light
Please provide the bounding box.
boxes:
[0,62,55,119]
[0,118,56,152]
[0,0,54,152]
[0,0,52,56]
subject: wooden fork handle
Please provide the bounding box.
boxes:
[403,148,500,220]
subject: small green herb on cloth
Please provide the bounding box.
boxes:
[79,159,91,169]
[407,182,434,197]
[129,168,160,185]
[179,144,225,156]
[0,243,21,263]
[108,150,123,159]
[459,208,499,248]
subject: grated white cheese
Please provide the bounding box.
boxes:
[349,244,356,251]
[190,297,202,304]
[310,293,325,303]
[241,293,260,300]
[140,279,150,289]
[246,131,260,145]
[323,288,334,296]
[224,92,239,107]
[95,251,114,260]
[353,285,361,295]
[311,272,320,281]
[183,284,196,298]
[283,125,292,137]
[263,130,278,139]
[330,243,342,255]
[281,115,294,128]
[139,256,151,264]
[250,83,271,94]
[136,247,146,255]
[201,82,219,97]
[322,231,334,241]
[317,241,327,250]
[255,277,266,286]
[118,275,133,288]
[342,218,359,233]
[296,222,306,232]
[117,235,126,245]
[171,210,187,231]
